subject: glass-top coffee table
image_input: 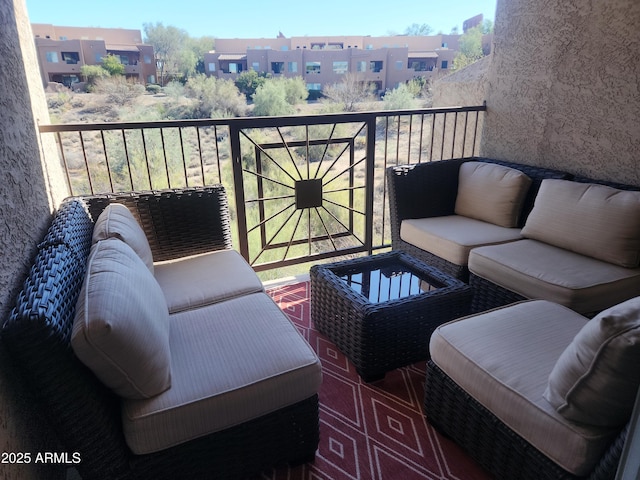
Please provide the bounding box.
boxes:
[310,251,472,382]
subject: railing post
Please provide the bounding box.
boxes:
[365,116,376,255]
[229,124,250,262]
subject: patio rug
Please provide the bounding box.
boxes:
[260,281,492,480]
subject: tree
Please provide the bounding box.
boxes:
[235,70,269,100]
[404,23,433,36]
[188,36,216,75]
[382,84,417,110]
[252,80,293,117]
[282,77,308,105]
[80,64,108,86]
[322,72,376,112]
[184,74,247,118]
[101,54,125,76]
[144,22,191,86]
[452,25,485,70]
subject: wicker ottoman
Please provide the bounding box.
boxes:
[310,251,472,382]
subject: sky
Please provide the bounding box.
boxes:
[25,0,497,39]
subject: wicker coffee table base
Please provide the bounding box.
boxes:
[310,252,472,382]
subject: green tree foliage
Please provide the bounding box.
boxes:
[188,36,216,74]
[404,23,433,36]
[235,70,269,100]
[452,25,485,71]
[322,72,376,112]
[144,22,191,85]
[101,54,125,76]
[80,64,109,86]
[382,83,417,110]
[184,74,247,118]
[252,79,293,117]
[282,77,308,105]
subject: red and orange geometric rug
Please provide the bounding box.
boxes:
[263,281,491,480]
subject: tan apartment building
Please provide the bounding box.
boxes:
[31,24,156,88]
[205,30,491,95]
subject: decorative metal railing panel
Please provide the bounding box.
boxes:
[39,105,485,273]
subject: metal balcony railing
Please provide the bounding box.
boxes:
[39,105,486,275]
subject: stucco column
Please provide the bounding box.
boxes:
[0,0,70,478]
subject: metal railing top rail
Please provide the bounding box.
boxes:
[39,103,486,277]
[38,104,486,132]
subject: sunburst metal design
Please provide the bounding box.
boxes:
[237,122,370,269]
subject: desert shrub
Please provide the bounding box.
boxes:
[146,84,162,94]
[94,77,145,106]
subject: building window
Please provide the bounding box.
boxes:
[288,61,297,73]
[208,62,216,72]
[356,61,367,72]
[306,61,321,74]
[229,63,238,73]
[370,61,383,73]
[95,53,103,63]
[441,60,449,69]
[271,62,284,74]
[395,60,403,70]
[252,62,260,71]
[144,55,152,64]
[45,51,59,63]
[119,55,130,65]
[306,83,321,90]
[332,61,348,74]
[61,52,80,64]
[366,44,373,50]
[59,36,67,41]
[147,75,156,84]
[281,45,288,51]
[442,42,448,48]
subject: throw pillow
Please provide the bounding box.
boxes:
[544,296,640,427]
[72,238,172,399]
[522,179,640,268]
[454,161,532,228]
[92,203,154,273]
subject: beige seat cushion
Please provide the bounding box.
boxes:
[400,215,522,266]
[92,203,154,273]
[154,249,264,314]
[469,239,640,314]
[122,292,322,454]
[522,179,640,267]
[545,296,640,427]
[454,161,532,228]
[72,238,171,399]
[430,300,620,476]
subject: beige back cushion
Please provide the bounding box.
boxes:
[92,203,154,273]
[72,238,172,399]
[544,296,640,427]
[522,179,640,267]
[454,162,532,228]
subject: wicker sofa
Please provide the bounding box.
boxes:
[425,297,636,480]
[469,176,640,315]
[1,186,322,480]
[386,157,571,282]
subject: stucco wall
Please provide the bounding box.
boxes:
[0,0,68,478]
[481,0,640,183]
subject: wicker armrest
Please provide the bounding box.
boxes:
[78,185,233,262]
[386,159,467,243]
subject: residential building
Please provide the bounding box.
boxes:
[205,28,492,94]
[31,24,156,87]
